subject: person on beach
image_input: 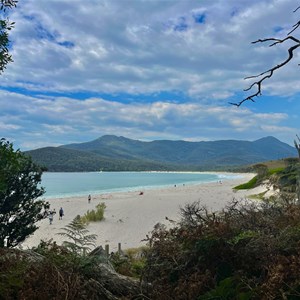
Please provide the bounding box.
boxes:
[48,211,54,225]
[48,209,56,225]
[59,207,64,220]
[88,194,91,203]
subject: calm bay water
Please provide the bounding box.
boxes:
[41,172,239,199]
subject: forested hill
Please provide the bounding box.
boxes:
[25,135,297,172]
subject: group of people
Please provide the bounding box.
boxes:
[46,207,64,225]
[45,194,92,225]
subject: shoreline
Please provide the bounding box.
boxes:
[41,171,244,199]
[22,172,261,251]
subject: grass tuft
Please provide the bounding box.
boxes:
[80,202,106,224]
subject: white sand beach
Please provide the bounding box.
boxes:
[22,173,264,251]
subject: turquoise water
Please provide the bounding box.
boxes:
[41,172,239,199]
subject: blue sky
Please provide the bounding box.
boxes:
[1,0,300,150]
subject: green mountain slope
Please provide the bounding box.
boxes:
[26,146,180,172]
[25,135,297,171]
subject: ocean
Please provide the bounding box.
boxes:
[40,171,240,199]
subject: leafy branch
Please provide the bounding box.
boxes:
[0,0,17,73]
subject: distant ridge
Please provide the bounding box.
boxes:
[25,135,297,172]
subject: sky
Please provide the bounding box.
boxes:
[1,0,300,150]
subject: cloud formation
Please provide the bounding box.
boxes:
[1,90,292,150]
[0,0,299,149]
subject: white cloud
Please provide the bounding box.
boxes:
[0,0,296,99]
[0,122,21,130]
[0,90,295,150]
[0,0,299,149]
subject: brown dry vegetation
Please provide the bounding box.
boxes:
[141,191,300,299]
[0,241,143,300]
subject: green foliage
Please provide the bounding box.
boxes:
[110,246,148,278]
[26,135,296,171]
[0,139,45,248]
[0,0,16,73]
[25,146,181,172]
[57,215,97,255]
[232,159,292,175]
[234,176,258,190]
[33,239,103,279]
[198,277,253,300]
[0,248,28,298]
[267,167,285,175]
[80,202,106,224]
[270,163,300,196]
[234,160,299,199]
[228,230,259,245]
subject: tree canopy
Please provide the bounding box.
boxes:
[0,139,45,247]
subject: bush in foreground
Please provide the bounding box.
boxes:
[110,246,148,278]
[0,216,142,299]
[142,197,300,299]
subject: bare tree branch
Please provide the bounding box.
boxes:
[231,8,300,107]
[293,6,300,13]
[288,21,300,35]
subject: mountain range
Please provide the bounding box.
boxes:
[25,135,297,172]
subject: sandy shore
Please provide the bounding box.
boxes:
[21,173,263,251]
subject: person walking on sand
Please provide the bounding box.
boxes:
[59,207,64,220]
[48,209,56,225]
[88,194,91,204]
[48,210,54,225]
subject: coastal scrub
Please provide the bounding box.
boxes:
[80,202,106,224]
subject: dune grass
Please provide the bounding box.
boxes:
[234,176,258,190]
[234,167,285,191]
[80,202,106,224]
[267,167,285,175]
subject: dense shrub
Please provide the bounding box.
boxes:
[274,164,299,194]
[142,197,300,299]
[0,242,103,299]
[0,240,143,299]
[0,248,28,299]
[110,246,148,278]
